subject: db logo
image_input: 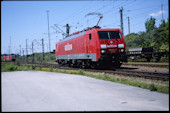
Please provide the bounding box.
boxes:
[64,43,72,51]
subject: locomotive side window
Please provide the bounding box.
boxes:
[89,34,92,40]
[98,31,121,39]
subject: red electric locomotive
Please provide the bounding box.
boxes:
[1,55,16,62]
[1,56,7,61]
[55,26,127,69]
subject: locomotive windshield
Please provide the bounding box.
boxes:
[98,31,121,39]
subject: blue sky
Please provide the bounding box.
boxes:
[1,0,169,55]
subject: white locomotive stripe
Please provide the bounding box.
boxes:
[56,53,97,61]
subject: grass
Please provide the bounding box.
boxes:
[42,67,169,94]
[1,62,31,71]
[1,62,169,94]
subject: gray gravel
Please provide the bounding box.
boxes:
[2,71,169,111]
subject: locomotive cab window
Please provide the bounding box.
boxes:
[89,34,92,40]
[98,31,121,39]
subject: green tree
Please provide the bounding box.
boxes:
[159,19,166,28]
[124,33,138,51]
[160,18,169,51]
[164,18,169,45]
[150,18,169,51]
[145,16,156,33]
[125,17,169,52]
[150,28,164,50]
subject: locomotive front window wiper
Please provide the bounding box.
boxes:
[108,32,111,39]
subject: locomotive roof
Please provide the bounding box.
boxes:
[66,26,101,37]
[58,26,100,43]
[59,31,85,43]
[57,26,121,43]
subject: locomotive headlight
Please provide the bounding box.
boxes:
[101,50,106,53]
[100,44,107,49]
[119,49,124,52]
[118,44,124,48]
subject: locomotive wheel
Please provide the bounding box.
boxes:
[94,62,104,70]
[72,64,79,68]
[68,60,72,67]
[72,61,80,68]
[58,60,62,66]
[81,61,90,69]
[81,61,86,69]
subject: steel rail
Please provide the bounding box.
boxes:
[18,61,169,81]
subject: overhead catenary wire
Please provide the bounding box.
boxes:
[7,1,168,56]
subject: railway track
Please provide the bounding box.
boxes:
[122,63,169,68]
[60,67,169,81]
[18,61,169,81]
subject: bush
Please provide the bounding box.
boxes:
[50,65,53,72]
[32,65,36,70]
[9,66,17,71]
[15,62,20,66]
[77,69,85,75]
[42,68,48,71]
[155,85,169,94]
[20,66,29,71]
[69,70,77,74]
[54,68,59,72]
[39,66,42,71]
[149,84,157,91]
[1,62,18,71]
[160,56,169,62]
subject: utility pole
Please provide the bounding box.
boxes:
[26,39,28,62]
[161,4,163,21]
[41,38,45,61]
[9,36,11,56]
[66,24,70,36]
[46,11,51,61]
[19,45,21,56]
[32,42,34,63]
[128,16,130,34]
[22,49,24,61]
[8,46,10,56]
[119,7,124,36]
[47,43,48,53]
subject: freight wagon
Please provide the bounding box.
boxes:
[126,47,169,62]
